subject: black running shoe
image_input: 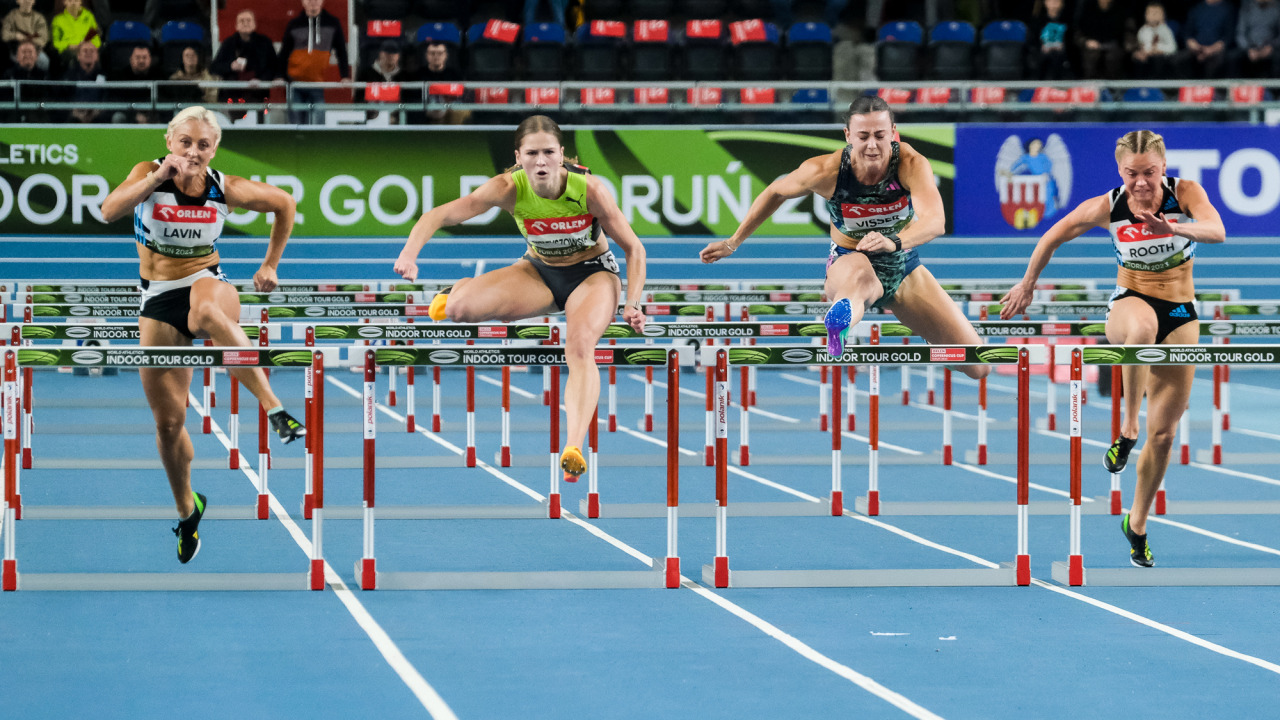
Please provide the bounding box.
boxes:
[1122,513,1154,568]
[173,492,207,564]
[1103,435,1137,473]
[269,409,306,444]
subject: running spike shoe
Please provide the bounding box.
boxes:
[428,285,453,322]
[560,446,586,480]
[269,409,306,445]
[824,298,853,357]
[173,492,207,564]
[1122,513,1154,568]
[1104,435,1137,473]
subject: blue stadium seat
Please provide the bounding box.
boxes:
[107,20,152,44]
[927,20,975,80]
[160,21,208,76]
[786,22,832,81]
[522,23,567,81]
[1124,87,1163,102]
[875,21,923,82]
[979,19,1027,81]
[416,21,462,48]
[572,21,626,82]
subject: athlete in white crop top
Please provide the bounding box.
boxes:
[99,106,306,564]
[1001,130,1225,568]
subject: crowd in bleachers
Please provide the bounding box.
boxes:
[1,0,1277,125]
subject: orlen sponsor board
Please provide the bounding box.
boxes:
[930,347,967,362]
[152,205,217,223]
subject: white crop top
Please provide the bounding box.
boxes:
[134,161,229,258]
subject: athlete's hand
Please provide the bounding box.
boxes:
[855,231,896,254]
[254,265,279,292]
[393,250,419,282]
[999,282,1033,320]
[154,154,187,181]
[623,303,646,333]
[699,239,736,264]
[1135,210,1175,237]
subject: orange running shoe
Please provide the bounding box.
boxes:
[560,446,586,480]
[427,285,452,321]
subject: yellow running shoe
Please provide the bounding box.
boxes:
[560,446,586,480]
[427,285,452,321]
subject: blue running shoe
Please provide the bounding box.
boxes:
[824,298,852,356]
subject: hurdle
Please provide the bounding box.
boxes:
[699,343,1037,588]
[2,346,330,591]
[351,345,687,590]
[1052,343,1280,587]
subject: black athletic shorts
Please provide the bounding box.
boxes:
[139,265,228,339]
[1107,287,1198,344]
[523,250,621,311]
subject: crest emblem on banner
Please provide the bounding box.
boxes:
[994,134,1072,230]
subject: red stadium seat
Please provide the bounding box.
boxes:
[687,86,723,105]
[740,87,776,104]
[581,87,616,104]
[475,87,509,103]
[525,87,561,106]
[915,87,951,104]
[634,87,670,104]
[1179,86,1215,103]
[877,88,912,104]
[1231,85,1265,103]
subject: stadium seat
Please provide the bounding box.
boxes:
[875,21,923,82]
[687,85,728,123]
[465,20,519,81]
[682,19,729,81]
[631,0,675,19]
[521,22,566,81]
[927,20,975,80]
[1123,87,1164,102]
[785,22,832,81]
[739,87,776,104]
[729,20,780,81]
[471,86,515,125]
[969,86,1006,104]
[105,20,153,74]
[416,21,462,52]
[578,86,619,123]
[159,20,204,44]
[525,86,561,107]
[631,20,674,82]
[159,21,207,75]
[572,20,626,82]
[1178,85,1215,103]
[979,19,1026,81]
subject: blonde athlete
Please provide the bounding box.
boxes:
[394,115,648,480]
[699,96,988,380]
[1001,130,1225,567]
[100,106,305,564]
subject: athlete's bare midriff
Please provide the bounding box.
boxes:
[526,240,610,268]
[1117,261,1194,301]
[138,243,222,282]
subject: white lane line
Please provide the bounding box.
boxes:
[1147,515,1280,557]
[334,381,944,719]
[477,372,538,399]
[948,461,1085,501]
[1188,463,1280,489]
[189,393,459,720]
[1227,426,1280,442]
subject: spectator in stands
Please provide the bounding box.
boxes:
[279,0,350,125]
[210,9,276,119]
[1132,2,1178,78]
[1231,0,1280,78]
[1176,0,1237,78]
[167,45,219,106]
[110,44,160,123]
[62,39,105,122]
[355,39,402,123]
[1074,0,1129,79]
[50,0,99,67]
[2,38,50,121]
[411,40,468,125]
[3,0,51,72]
[1031,0,1073,80]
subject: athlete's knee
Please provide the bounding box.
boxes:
[563,339,599,366]
[958,363,990,380]
[1145,425,1177,452]
[189,298,232,333]
[153,413,186,440]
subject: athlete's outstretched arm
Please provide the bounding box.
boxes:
[586,175,647,331]
[225,175,297,292]
[699,154,831,263]
[1000,193,1110,319]
[886,142,945,252]
[395,174,516,281]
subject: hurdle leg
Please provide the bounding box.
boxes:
[304,363,314,518]
[819,365,829,431]
[666,351,681,588]
[1212,364,1222,465]
[713,350,729,587]
[587,406,599,518]
[831,364,842,515]
[704,363,714,466]
[925,365,936,405]
[1016,348,1031,586]
[309,352,326,591]
[4,351,18,590]
[21,366,32,469]
[549,363,561,519]
[406,365,416,432]
[201,341,212,434]
[466,366,476,467]
[607,364,617,432]
[846,366,856,432]
[359,350,377,589]
[229,375,240,470]
[738,365,750,466]
[1068,349,1084,586]
[432,366,442,432]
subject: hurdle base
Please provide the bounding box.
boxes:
[579,500,828,518]
[370,566,667,590]
[701,564,1018,588]
[14,572,311,591]
[22,505,263,520]
[1051,562,1280,587]
[853,497,1124,516]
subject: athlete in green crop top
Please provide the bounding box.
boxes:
[395,115,649,480]
[698,96,988,380]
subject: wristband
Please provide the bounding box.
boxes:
[722,240,736,254]
[887,233,902,252]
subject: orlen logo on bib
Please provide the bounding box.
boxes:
[152,204,217,223]
[1117,222,1173,241]
[525,214,592,236]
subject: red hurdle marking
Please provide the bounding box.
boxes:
[1045,338,1057,431]
[303,326,315,518]
[431,365,442,432]
[1110,365,1123,515]
[542,317,552,406]
[644,362,655,432]
[713,349,729,587]
[360,350,377,590]
[229,374,240,470]
[942,368,953,465]
[830,362,843,515]
[500,366,512,466]
[901,338,911,406]
[665,349,681,588]
[977,365,988,465]
[846,366,857,432]
[865,325,881,516]
[738,353,750,466]
[548,338,562,519]
[466,339,476,467]
[4,350,18,589]
[258,327,271,493]
[1067,348,1084,586]
[309,351,326,590]
[607,338,618,432]
[1016,347,1031,585]
[819,365,829,432]
[202,338,213,434]
[587,406,600,517]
